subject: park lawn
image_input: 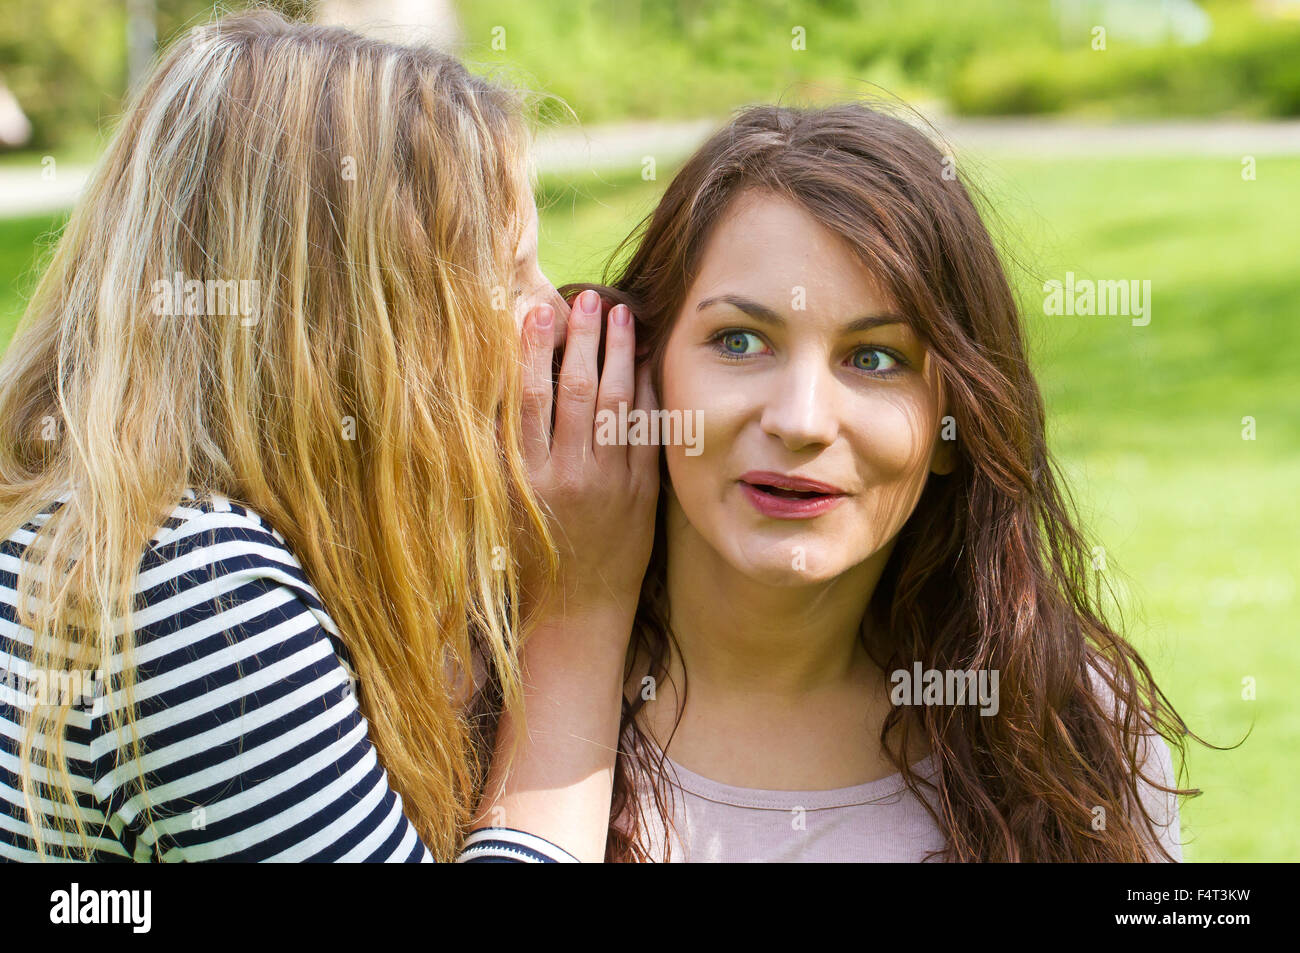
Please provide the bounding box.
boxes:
[1,154,1295,861]
[0,212,64,350]
[982,154,1300,863]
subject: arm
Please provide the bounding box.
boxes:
[470,605,632,862]
[470,293,658,862]
[94,506,433,862]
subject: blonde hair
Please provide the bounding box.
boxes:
[0,9,552,861]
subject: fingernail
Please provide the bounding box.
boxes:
[611,304,631,326]
[534,304,553,328]
[579,290,600,315]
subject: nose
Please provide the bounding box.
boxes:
[759,355,839,452]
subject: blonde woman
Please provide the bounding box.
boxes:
[0,12,655,862]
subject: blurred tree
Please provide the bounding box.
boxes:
[0,0,317,150]
[127,0,157,93]
[0,0,125,149]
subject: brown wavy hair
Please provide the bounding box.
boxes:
[565,102,1213,862]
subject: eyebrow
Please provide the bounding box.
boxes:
[696,294,906,333]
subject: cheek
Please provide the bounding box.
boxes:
[659,339,698,414]
[660,339,758,427]
[845,394,943,543]
[660,343,742,508]
[853,398,938,478]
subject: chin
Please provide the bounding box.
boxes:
[725,537,849,586]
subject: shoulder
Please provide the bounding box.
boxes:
[96,493,429,861]
[110,490,354,718]
[1084,654,1183,862]
[125,491,349,673]
[102,490,349,716]
[4,489,433,862]
[138,492,336,632]
[4,490,337,651]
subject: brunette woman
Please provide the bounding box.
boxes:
[566,103,1198,862]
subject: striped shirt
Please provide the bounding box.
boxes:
[0,492,574,863]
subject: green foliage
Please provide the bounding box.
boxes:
[0,0,127,149]
[460,0,1056,121]
[4,0,1297,150]
[0,0,314,150]
[949,2,1300,117]
[463,0,1300,120]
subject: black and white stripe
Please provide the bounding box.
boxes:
[0,491,575,863]
[456,827,580,863]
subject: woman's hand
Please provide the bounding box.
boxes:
[472,289,658,862]
[519,288,659,625]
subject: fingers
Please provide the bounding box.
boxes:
[545,285,570,351]
[520,304,555,467]
[551,289,603,465]
[629,363,661,478]
[594,304,635,465]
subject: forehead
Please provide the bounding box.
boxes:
[689,190,893,312]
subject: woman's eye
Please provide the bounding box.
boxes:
[849,347,898,372]
[716,330,766,356]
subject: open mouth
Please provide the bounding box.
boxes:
[747,484,828,500]
[738,471,848,519]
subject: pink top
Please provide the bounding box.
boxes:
[633,738,1183,863]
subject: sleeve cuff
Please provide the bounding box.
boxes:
[456,827,582,863]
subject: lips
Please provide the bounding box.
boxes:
[738,470,848,520]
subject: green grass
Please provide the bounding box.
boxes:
[1,153,1294,861]
[987,154,1300,862]
[0,212,65,350]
